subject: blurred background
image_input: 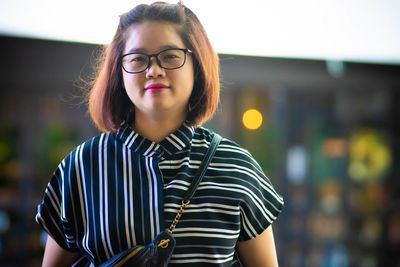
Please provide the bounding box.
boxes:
[1,0,400,266]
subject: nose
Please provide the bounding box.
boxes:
[145,56,165,78]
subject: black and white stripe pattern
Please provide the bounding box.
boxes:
[36,124,284,266]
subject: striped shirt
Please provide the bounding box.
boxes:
[36,123,284,266]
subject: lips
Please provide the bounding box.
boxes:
[145,83,169,93]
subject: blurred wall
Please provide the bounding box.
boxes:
[1,36,400,266]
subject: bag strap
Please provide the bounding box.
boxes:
[168,133,222,233]
[183,133,222,202]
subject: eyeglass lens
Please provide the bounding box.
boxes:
[122,49,187,73]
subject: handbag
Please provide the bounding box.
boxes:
[99,133,222,267]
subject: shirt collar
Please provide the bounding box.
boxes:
[116,123,194,157]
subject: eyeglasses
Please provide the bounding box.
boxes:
[121,48,192,74]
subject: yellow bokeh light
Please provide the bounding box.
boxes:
[348,130,392,181]
[242,109,263,130]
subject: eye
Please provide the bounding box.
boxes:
[130,55,147,62]
[165,54,179,59]
[160,51,181,61]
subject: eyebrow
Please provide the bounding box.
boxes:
[125,44,183,54]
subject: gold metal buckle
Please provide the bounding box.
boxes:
[158,239,170,248]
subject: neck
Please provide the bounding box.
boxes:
[133,109,187,143]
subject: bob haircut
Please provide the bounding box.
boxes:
[87,1,220,132]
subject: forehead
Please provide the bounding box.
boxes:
[123,21,185,54]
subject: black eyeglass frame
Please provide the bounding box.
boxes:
[120,48,193,74]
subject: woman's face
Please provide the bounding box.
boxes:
[122,21,194,120]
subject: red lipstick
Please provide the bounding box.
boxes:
[145,83,169,93]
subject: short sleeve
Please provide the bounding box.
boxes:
[237,152,284,241]
[35,154,79,252]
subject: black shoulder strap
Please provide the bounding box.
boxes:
[182,133,222,202]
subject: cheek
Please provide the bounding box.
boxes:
[121,74,140,106]
[122,72,141,92]
[176,72,194,96]
[184,61,195,92]
[122,71,129,88]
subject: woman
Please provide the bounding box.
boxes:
[36,2,284,266]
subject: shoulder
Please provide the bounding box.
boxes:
[194,127,259,168]
[48,132,118,195]
[57,132,116,170]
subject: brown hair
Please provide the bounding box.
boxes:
[87,1,220,132]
